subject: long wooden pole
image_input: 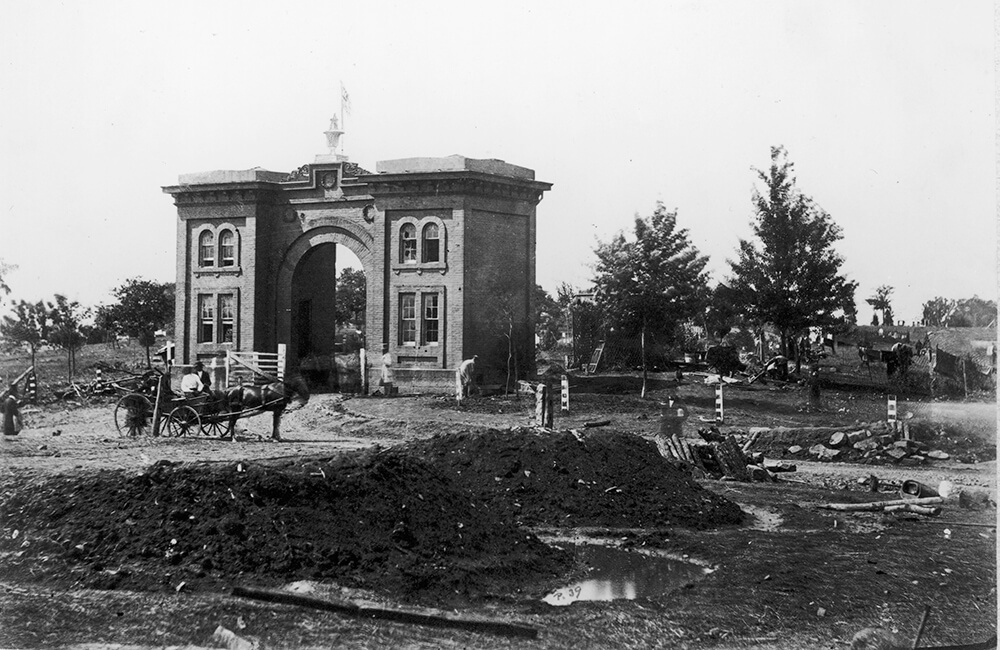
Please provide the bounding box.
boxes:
[232,586,538,639]
[151,374,165,437]
[1,366,35,400]
[817,496,943,511]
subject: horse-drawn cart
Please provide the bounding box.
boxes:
[112,365,309,440]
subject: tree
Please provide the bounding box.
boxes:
[866,285,894,327]
[728,146,857,372]
[534,284,563,351]
[0,259,15,307]
[334,268,366,327]
[106,278,174,367]
[482,276,531,394]
[921,297,954,327]
[947,296,997,328]
[593,202,709,397]
[703,283,743,342]
[0,300,52,366]
[48,294,88,379]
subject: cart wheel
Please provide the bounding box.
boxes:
[114,394,153,437]
[165,406,201,437]
[201,417,232,438]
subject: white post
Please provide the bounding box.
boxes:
[359,347,367,394]
[277,343,287,381]
[209,357,218,391]
[715,384,724,423]
[561,375,569,412]
[225,352,232,388]
[887,394,897,423]
[535,383,546,426]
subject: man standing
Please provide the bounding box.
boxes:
[2,384,22,436]
[380,345,395,396]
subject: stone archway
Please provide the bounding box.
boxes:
[276,222,376,383]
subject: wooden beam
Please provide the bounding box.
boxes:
[231,586,539,639]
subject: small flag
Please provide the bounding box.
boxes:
[340,82,351,116]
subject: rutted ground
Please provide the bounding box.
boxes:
[0,380,995,649]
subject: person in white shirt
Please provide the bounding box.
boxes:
[180,365,204,396]
[456,355,478,401]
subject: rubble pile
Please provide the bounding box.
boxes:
[742,420,967,466]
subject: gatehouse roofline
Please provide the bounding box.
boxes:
[375,155,536,179]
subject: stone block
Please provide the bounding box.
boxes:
[886,447,909,461]
[853,437,879,451]
[846,430,870,444]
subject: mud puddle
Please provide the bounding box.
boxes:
[543,544,711,606]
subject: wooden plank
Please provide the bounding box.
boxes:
[672,434,692,463]
[231,586,539,639]
[586,342,605,374]
[683,440,708,472]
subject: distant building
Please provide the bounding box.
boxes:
[163,125,551,392]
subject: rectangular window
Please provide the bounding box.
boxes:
[220,232,235,267]
[403,239,417,263]
[199,235,215,267]
[219,294,235,343]
[198,294,215,343]
[422,293,439,345]
[400,293,416,345]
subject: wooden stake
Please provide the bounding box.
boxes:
[151,373,165,437]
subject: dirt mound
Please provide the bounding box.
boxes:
[0,449,570,601]
[412,428,743,529]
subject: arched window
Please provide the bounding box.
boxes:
[198,231,215,267]
[219,229,236,267]
[400,224,417,264]
[422,223,440,263]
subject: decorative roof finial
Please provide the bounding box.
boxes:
[324,116,343,155]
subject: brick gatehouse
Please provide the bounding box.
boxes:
[163,137,551,393]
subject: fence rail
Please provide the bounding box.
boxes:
[225,344,286,387]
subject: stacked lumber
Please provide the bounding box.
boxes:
[657,433,757,481]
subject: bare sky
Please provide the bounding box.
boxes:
[0,1,994,324]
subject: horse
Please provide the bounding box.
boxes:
[217,376,310,441]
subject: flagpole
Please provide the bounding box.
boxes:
[340,82,346,155]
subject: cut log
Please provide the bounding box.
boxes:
[816,496,944,511]
[829,432,847,447]
[655,436,675,460]
[882,504,941,516]
[683,440,708,472]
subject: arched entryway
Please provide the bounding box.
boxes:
[276,222,376,391]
